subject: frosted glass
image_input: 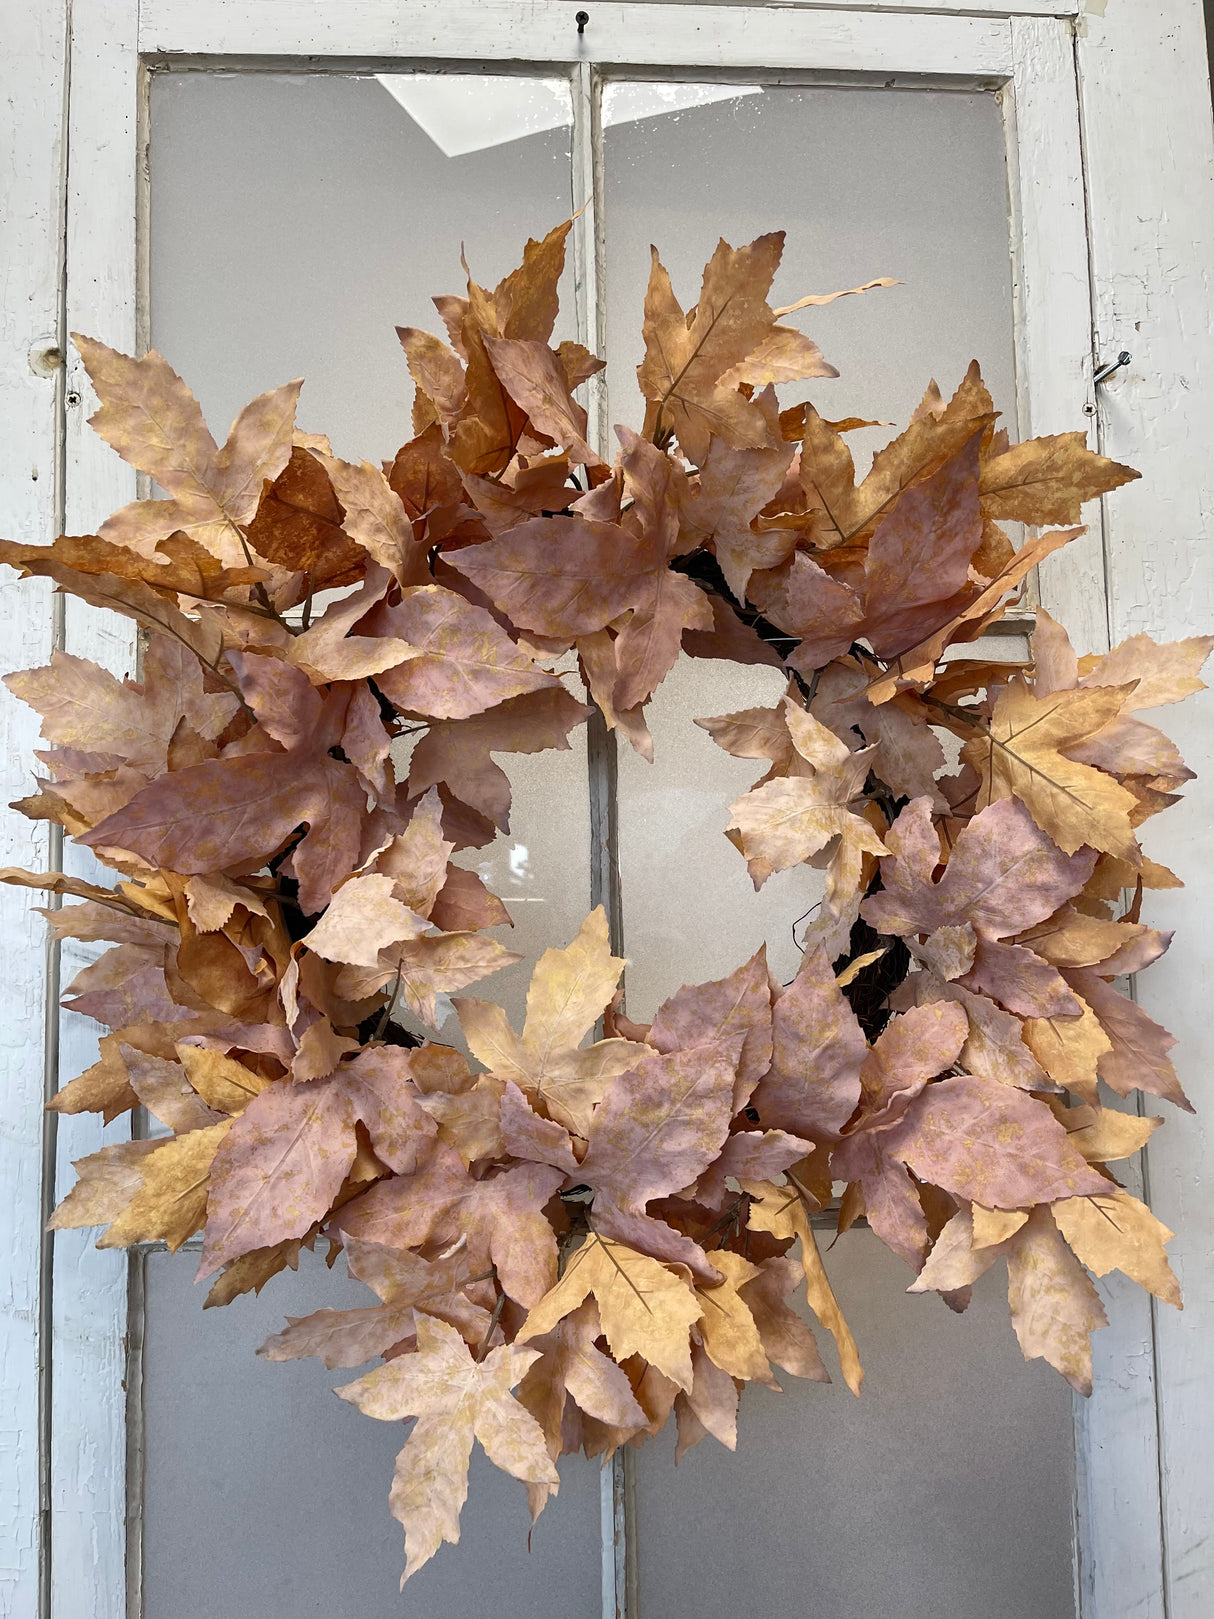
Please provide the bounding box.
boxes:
[602,84,1015,471]
[144,73,596,1617]
[150,72,576,463]
[609,86,1074,1619]
[632,1231,1076,1619]
[142,1250,602,1619]
[616,659,823,1019]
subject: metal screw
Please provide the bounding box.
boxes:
[1093,350,1132,385]
[575,10,589,33]
[65,390,82,407]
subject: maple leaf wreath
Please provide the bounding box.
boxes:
[3,220,1206,1584]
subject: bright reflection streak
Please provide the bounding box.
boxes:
[375,74,762,157]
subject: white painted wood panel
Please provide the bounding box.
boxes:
[999,32,1170,1609]
[139,1,1013,78]
[48,6,142,1617]
[0,6,67,1615]
[1077,4,1214,1616]
[1007,17,1108,655]
[554,0,1076,10]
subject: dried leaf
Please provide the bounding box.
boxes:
[337,1316,556,1582]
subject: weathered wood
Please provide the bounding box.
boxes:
[1008,17,1109,655]
[0,4,68,1613]
[49,5,142,1616]
[1077,4,1214,1616]
[138,1,1014,77]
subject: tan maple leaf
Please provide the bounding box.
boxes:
[518,1233,703,1392]
[727,700,886,949]
[455,907,638,1135]
[638,233,834,465]
[961,677,1142,860]
[74,334,300,565]
[337,1316,558,1582]
[746,1179,863,1395]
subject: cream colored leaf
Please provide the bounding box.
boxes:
[176,1044,271,1115]
[1052,1189,1180,1306]
[1004,1208,1108,1395]
[747,1180,863,1394]
[695,1251,770,1382]
[518,1234,702,1393]
[337,1316,555,1583]
[302,874,430,968]
[99,1121,232,1251]
[962,679,1141,860]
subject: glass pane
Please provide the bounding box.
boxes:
[152,71,577,464]
[631,1232,1075,1619]
[602,82,1015,471]
[142,1251,603,1619]
[605,84,1074,1619]
[145,71,595,1613]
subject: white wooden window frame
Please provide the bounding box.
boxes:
[2,3,1212,1617]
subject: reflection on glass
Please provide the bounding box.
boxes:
[377,74,762,157]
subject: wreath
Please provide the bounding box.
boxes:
[2,220,1205,1584]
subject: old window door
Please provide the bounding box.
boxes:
[6,5,1208,1619]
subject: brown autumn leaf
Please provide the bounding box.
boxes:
[638,233,833,465]
[810,661,947,808]
[337,1316,557,1582]
[878,1074,1109,1209]
[482,336,601,466]
[648,946,772,1111]
[1004,1208,1108,1395]
[74,334,300,564]
[365,584,563,720]
[517,1299,647,1489]
[749,945,865,1142]
[727,701,887,940]
[679,396,797,601]
[979,432,1139,525]
[316,452,430,586]
[519,1233,703,1393]
[199,1080,361,1277]
[337,1149,565,1309]
[859,433,984,658]
[746,1180,863,1395]
[863,795,1095,1017]
[1052,1189,1180,1306]
[864,525,1083,702]
[56,1123,234,1252]
[80,751,366,916]
[245,446,367,587]
[6,636,237,777]
[577,1036,741,1222]
[798,363,994,551]
[961,678,1142,860]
